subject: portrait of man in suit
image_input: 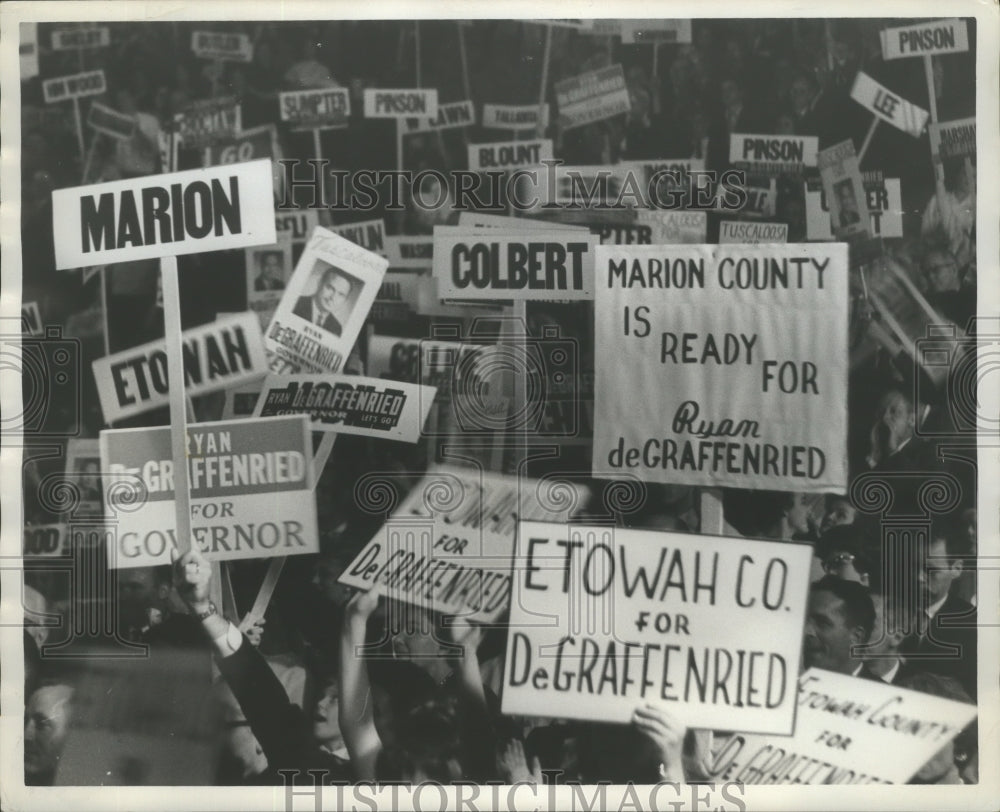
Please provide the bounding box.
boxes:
[253,251,286,292]
[834,178,862,228]
[292,264,355,338]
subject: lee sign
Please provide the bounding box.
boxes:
[851,73,928,138]
[52,160,276,269]
[101,415,318,568]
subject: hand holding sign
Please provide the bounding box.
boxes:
[632,704,688,782]
[170,546,213,614]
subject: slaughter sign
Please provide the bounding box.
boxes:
[101,415,318,568]
[593,243,849,492]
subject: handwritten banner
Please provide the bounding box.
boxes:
[338,467,589,622]
[704,669,977,784]
[503,523,811,731]
[593,243,849,492]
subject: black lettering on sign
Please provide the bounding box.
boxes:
[80,177,241,253]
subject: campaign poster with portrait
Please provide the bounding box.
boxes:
[245,232,294,330]
[264,227,388,374]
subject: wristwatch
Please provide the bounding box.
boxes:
[194,601,218,621]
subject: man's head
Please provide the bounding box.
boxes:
[874,389,916,456]
[312,676,345,751]
[720,77,743,108]
[24,680,74,782]
[820,494,857,534]
[789,73,816,115]
[803,576,875,674]
[259,251,283,281]
[922,246,962,293]
[835,180,857,214]
[918,527,967,605]
[313,267,352,322]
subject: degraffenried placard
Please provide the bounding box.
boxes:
[338,466,590,622]
[100,414,318,568]
[502,522,812,732]
[593,242,849,492]
[91,312,268,423]
[264,225,387,374]
[703,668,978,784]
[52,159,276,269]
[252,373,436,442]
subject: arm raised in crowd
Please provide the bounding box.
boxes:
[338,588,382,781]
[445,615,487,709]
[171,548,316,775]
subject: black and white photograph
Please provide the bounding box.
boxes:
[2,4,997,812]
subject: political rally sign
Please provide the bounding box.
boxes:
[21,301,42,335]
[704,669,977,784]
[503,522,811,730]
[851,72,928,137]
[929,117,976,163]
[43,70,106,103]
[369,271,425,324]
[363,88,439,118]
[202,126,285,202]
[719,221,789,244]
[385,236,433,269]
[191,30,253,62]
[633,210,708,244]
[730,133,818,176]
[264,226,388,374]
[457,213,585,232]
[330,218,387,256]
[252,373,436,442]
[66,438,103,518]
[175,97,242,148]
[246,232,294,328]
[338,467,589,622]
[555,64,631,130]
[534,164,637,210]
[52,26,110,50]
[91,312,268,423]
[817,140,870,242]
[402,99,476,133]
[432,226,599,300]
[52,160,276,270]
[87,102,137,140]
[23,524,69,557]
[622,157,705,208]
[482,103,550,132]
[100,414,318,568]
[280,88,351,131]
[880,18,969,60]
[805,176,903,240]
[276,209,319,264]
[467,139,554,172]
[593,243,849,492]
[621,19,693,44]
[739,177,778,219]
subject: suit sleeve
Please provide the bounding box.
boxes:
[216,636,315,769]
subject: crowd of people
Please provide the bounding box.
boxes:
[19,18,979,788]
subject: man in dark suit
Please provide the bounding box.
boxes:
[858,590,916,685]
[903,526,977,699]
[802,576,875,677]
[292,266,352,337]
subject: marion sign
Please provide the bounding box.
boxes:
[52,161,276,270]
